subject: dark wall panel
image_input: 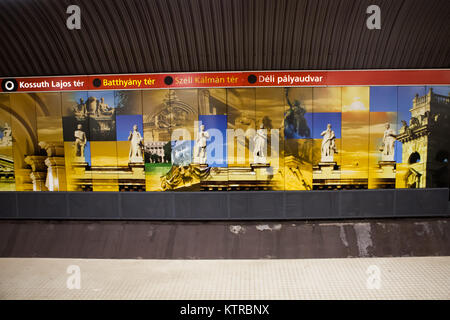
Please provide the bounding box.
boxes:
[229,192,285,219]
[68,193,120,219]
[17,193,66,218]
[285,191,340,219]
[174,193,228,219]
[1,189,448,220]
[0,192,16,217]
[339,190,396,218]
[395,188,449,216]
[121,193,173,219]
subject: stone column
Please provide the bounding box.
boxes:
[39,142,67,191]
[38,142,65,158]
[24,155,48,191]
[45,157,67,191]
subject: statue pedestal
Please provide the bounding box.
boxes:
[253,155,267,164]
[321,155,335,162]
[129,162,144,169]
[72,161,89,175]
[72,160,88,167]
[129,156,144,163]
[377,161,396,175]
[250,163,270,169]
[129,161,145,176]
[317,162,338,170]
[129,161,144,166]
[381,154,395,162]
[251,163,271,180]
[73,155,87,163]
[313,162,340,180]
[369,161,396,189]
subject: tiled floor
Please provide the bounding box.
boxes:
[0,257,449,300]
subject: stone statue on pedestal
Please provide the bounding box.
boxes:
[380,123,397,161]
[98,97,113,115]
[128,124,144,163]
[253,124,267,164]
[193,125,209,165]
[74,124,87,160]
[73,98,87,118]
[320,123,337,162]
[0,122,12,146]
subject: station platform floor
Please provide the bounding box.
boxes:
[0,256,448,300]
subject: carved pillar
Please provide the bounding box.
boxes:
[45,157,67,191]
[24,155,48,191]
[39,142,66,191]
[30,172,48,191]
[38,142,65,157]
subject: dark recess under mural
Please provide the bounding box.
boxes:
[1,217,449,259]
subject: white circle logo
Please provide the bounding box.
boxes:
[5,80,15,91]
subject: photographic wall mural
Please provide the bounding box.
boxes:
[0,71,449,192]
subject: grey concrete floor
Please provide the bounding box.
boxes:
[0,256,449,300]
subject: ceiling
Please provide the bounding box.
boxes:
[0,0,449,77]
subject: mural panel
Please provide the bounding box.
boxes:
[0,93,14,191]
[1,83,448,193]
[312,87,341,190]
[143,89,172,191]
[285,87,312,190]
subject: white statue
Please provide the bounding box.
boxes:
[0,122,12,146]
[128,124,144,163]
[72,98,87,117]
[253,124,267,164]
[321,123,337,162]
[87,97,98,116]
[380,123,396,161]
[98,97,113,115]
[74,124,87,159]
[194,124,209,165]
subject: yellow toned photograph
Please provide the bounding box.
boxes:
[37,116,64,143]
[0,102,15,191]
[116,140,145,191]
[340,87,370,187]
[227,88,256,168]
[63,141,92,192]
[313,87,341,113]
[285,139,312,190]
[199,88,227,116]
[368,112,397,189]
[90,141,119,192]
[9,93,39,191]
[256,88,285,190]
[170,89,198,139]
[115,90,142,115]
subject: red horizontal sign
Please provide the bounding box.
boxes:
[1,69,449,92]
